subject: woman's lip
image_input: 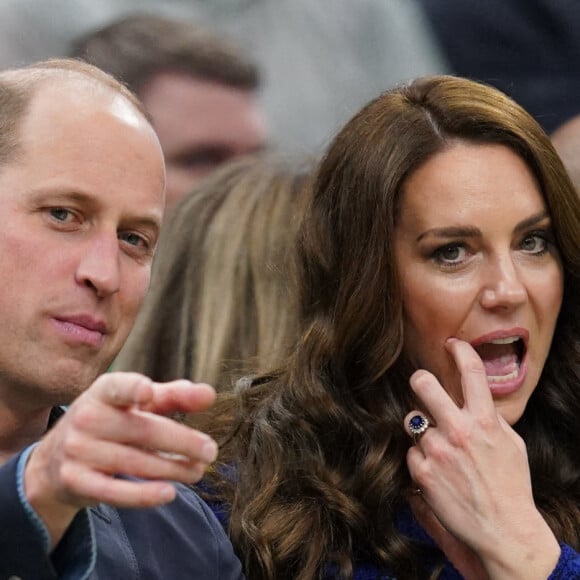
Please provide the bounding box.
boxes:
[488,355,528,397]
[469,329,529,397]
[470,327,529,348]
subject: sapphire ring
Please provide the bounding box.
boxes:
[408,414,430,443]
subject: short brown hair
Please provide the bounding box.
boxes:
[0,58,147,166]
[69,13,261,95]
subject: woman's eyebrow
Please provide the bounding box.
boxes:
[416,226,480,242]
[513,211,550,234]
[415,210,550,243]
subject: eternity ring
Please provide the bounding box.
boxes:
[408,414,430,444]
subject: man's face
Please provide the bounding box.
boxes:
[0,82,165,408]
[141,71,267,210]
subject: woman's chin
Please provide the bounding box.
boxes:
[493,400,525,426]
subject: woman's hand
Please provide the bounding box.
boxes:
[409,493,488,580]
[404,339,560,579]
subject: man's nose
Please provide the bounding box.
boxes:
[75,232,121,298]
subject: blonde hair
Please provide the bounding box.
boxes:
[114,154,313,391]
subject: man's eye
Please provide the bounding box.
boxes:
[120,232,146,247]
[50,208,71,222]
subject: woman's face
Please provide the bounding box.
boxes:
[394,142,564,425]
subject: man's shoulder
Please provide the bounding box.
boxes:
[94,484,244,579]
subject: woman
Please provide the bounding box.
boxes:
[202,76,580,578]
[114,154,312,392]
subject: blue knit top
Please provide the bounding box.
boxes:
[207,500,580,579]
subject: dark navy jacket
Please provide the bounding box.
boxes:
[0,447,244,579]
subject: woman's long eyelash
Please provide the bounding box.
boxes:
[430,243,467,267]
[524,228,555,253]
[538,228,555,244]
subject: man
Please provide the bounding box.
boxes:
[0,59,243,579]
[70,13,268,210]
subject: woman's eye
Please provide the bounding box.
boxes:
[432,244,467,265]
[521,233,547,254]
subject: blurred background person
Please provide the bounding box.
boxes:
[419,0,580,134]
[113,154,313,393]
[70,13,267,210]
[551,114,580,194]
[0,0,448,154]
[180,0,449,152]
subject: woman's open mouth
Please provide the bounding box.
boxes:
[471,331,528,395]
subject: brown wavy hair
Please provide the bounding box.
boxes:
[114,154,313,392]
[202,76,580,579]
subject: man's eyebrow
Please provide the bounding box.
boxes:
[30,188,162,232]
[30,189,99,208]
[124,215,162,235]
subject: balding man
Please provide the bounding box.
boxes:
[0,59,243,579]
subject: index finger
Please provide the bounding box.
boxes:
[89,373,216,416]
[145,380,216,415]
[90,372,155,408]
[409,369,461,427]
[445,338,495,415]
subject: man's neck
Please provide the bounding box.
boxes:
[0,402,52,466]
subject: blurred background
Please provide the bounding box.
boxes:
[0,0,578,154]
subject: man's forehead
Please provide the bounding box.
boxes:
[7,79,165,211]
[17,79,163,174]
[24,78,146,131]
[108,94,149,130]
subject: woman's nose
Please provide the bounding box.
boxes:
[479,254,527,311]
